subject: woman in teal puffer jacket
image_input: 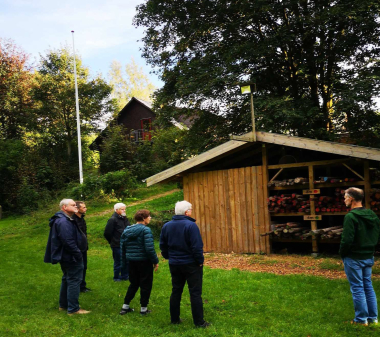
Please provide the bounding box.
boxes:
[119,209,159,315]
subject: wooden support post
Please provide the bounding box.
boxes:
[364,160,371,209]
[308,165,318,255]
[262,144,271,254]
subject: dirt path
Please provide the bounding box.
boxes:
[87,188,181,218]
[204,253,380,280]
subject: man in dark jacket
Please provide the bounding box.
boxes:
[340,187,380,326]
[104,203,131,281]
[44,199,90,315]
[160,201,210,328]
[73,201,91,293]
[119,209,159,315]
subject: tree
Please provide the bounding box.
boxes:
[134,0,380,145]
[0,38,35,140]
[33,46,116,160]
[108,58,156,109]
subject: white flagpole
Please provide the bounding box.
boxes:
[71,30,83,184]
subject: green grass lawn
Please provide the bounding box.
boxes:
[0,188,379,336]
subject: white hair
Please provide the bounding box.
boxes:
[175,200,192,215]
[114,203,126,211]
[59,199,74,208]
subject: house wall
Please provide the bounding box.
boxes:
[117,100,156,132]
[183,166,270,254]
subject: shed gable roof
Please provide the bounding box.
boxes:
[146,131,380,186]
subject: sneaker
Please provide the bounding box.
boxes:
[114,279,122,282]
[345,320,368,326]
[120,308,134,315]
[196,321,211,328]
[68,309,91,315]
[368,320,379,326]
[80,287,92,293]
[140,310,151,316]
[171,319,183,324]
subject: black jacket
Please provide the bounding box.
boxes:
[104,212,131,248]
[44,211,86,264]
[73,213,88,250]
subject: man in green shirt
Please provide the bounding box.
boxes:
[340,187,380,326]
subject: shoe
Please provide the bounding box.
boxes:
[368,320,378,326]
[68,309,91,315]
[196,321,211,328]
[345,320,368,326]
[114,279,122,282]
[121,278,129,281]
[140,310,151,316]
[80,287,92,293]
[171,319,183,324]
[59,307,67,312]
[120,308,134,315]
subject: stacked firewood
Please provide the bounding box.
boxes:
[268,177,308,188]
[314,177,358,183]
[261,222,310,239]
[370,168,380,181]
[261,224,343,241]
[370,188,380,212]
[268,194,310,214]
[315,188,349,213]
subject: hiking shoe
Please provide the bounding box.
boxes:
[196,321,211,328]
[68,309,91,315]
[140,310,151,316]
[80,287,92,293]
[120,308,134,315]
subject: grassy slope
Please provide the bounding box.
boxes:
[0,188,379,337]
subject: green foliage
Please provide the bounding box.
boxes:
[108,58,156,110]
[0,38,36,140]
[135,0,380,145]
[102,169,137,200]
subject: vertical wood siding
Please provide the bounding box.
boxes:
[183,166,269,253]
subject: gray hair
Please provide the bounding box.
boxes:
[59,199,74,209]
[114,202,126,211]
[345,187,364,202]
[175,200,192,215]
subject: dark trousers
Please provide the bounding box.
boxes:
[59,261,84,313]
[80,251,87,289]
[124,260,154,307]
[169,263,204,326]
[112,247,129,280]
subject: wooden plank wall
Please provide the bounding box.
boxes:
[183,166,270,254]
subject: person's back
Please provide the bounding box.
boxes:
[161,215,203,265]
[340,208,380,259]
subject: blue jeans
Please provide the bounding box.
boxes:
[59,261,84,313]
[112,247,129,280]
[343,257,378,324]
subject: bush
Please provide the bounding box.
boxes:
[70,174,105,200]
[149,209,175,238]
[102,170,137,200]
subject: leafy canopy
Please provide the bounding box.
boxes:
[134,0,380,145]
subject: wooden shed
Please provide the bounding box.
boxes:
[146,131,380,255]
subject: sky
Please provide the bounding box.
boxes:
[0,0,162,87]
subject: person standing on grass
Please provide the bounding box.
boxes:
[340,187,380,326]
[119,209,159,315]
[44,199,90,315]
[104,203,131,282]
[160,201,210,328]
[73,201,91,293]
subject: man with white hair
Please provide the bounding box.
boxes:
[160,200,210,328]
[104,203,131,281]
[44,199,90,315]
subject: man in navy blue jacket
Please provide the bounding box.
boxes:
[160,201,210,327]
[44,199,90,315]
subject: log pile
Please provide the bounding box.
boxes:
[370,168,380,181]
[261,224,343,241]
[268,193,310,214]
[314,177,358,183]
[268,177,308,188]
[370,188,380,212]
[315,188,349,213]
